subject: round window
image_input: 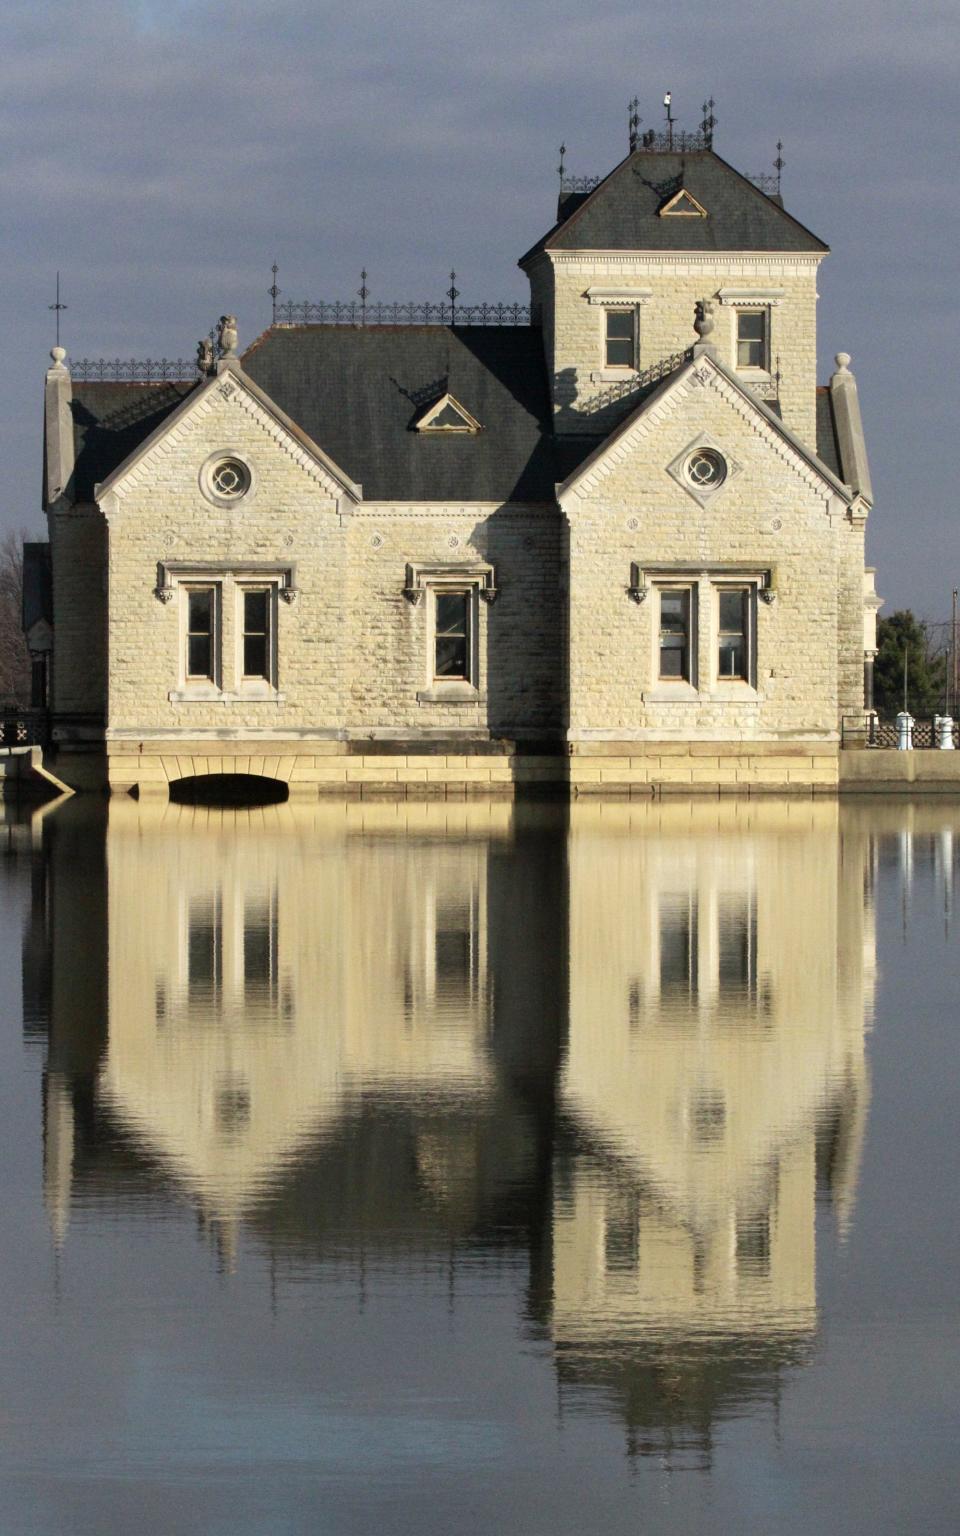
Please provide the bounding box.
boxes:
[210,458,250,498]
[685,448,726,489]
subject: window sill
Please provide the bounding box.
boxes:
[644,685,700,703]
[417,684,485,705]
[589,369,639,384]
[707,684,762,703]
[168,688,286,704]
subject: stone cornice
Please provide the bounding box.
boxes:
[547,251,823,274]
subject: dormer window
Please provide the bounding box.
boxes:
[658,188,708,218]
[414,394,482,433]
[605,309,636,369]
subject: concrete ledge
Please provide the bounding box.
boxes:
[839,749,960,793]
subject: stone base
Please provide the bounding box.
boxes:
[87,737,848,799]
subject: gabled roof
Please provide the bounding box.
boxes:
[91,363,362,504]
[69,381,196,502]
[520,149,828,264]
[558,351,851,505]
[242,324,573,502]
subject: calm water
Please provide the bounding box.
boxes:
[1,795,958,1534]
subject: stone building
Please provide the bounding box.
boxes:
[39,113,878,797]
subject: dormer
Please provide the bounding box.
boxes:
[520,121,828,448]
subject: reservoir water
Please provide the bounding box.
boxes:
[1,795,957,1534]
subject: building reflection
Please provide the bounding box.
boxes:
[22,793,922,1456]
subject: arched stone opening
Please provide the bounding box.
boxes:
[168,773,289,807]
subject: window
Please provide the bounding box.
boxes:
[604,309,636,369]
[717,587,752,682]
[737,309,768,370]
[187,891,222,1005]
[240,588,272,682]
[685,448,727,490]
[433,589,472,683]
[658,588,693,682]
[660,895,698,1000]
[185,586,217,683]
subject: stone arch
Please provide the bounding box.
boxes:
[168,773,289,806]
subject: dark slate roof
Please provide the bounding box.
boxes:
[520,150,828,263]
[242,325,578,502]
[815,386,844,480]
[68,382,197,501]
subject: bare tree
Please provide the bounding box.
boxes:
[0,529,38,705]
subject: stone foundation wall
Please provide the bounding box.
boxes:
[100,738,839,798]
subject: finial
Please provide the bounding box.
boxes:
[196,336,215,376]
[217,314,238,358]
[49,346,67,371]
[268,262,281,325]
[628,98,641,152]
[700,97,717,147]
[774,139,784,195]
[49,272,68,349]
[446,270,459,324]
[694,298,715,340]
[834,351,852,373]
[558,142,566,181]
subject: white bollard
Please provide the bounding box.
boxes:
[896,711,914,750]
[936,714,955,750]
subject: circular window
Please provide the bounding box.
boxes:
[211,458,249,498]
[685,448,726,489]
[199,453,255,507]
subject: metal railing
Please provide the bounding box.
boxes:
[274,299,532,328]
[0,709,47,748]
[841,714,960,749]
[69,357,198,382]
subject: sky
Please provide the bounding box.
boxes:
[2,0,958,615]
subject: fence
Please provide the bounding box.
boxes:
[0,710,47,748]
[841,714,960,749]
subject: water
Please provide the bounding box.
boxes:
[1,795,958,1534]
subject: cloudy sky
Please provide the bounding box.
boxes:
[3,0,957,614]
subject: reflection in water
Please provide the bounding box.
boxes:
[24,794,918,1464]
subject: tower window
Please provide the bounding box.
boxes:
[604,309,636,369]
[737,310,768,370]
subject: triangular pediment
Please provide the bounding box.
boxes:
[659,187,708,218]
[413,393,482,434]
[93,363,362,505]
[557,354,853,507]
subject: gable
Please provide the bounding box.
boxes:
[520,149,828,262]
[557,355,850,509]
[93,364,361,507]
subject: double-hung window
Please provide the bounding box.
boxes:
[717,586,753,683]
[185,586,218,686]
[433,589,472,684]
[658,588,693,683]
[736,309,768,370]
[604,309,637,369]
[240,587,273,685]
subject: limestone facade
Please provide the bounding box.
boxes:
[37,131,876,799]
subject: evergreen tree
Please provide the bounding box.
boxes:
[873,611,946,717]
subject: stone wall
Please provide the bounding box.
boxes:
[530,252,822,447]
[561,359,852,742]
[100,376,564,746]
[48,506,107,724]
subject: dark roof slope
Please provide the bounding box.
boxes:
[520,149,827,263]
[69,382,197,501]
[815,386,844,481]
[243,325,568,502]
